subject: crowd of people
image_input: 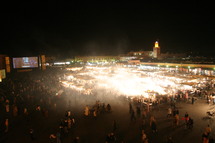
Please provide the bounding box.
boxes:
[0,68,215,143]
[0,69,116,142]
[0,69,71,142]
[84,101,112,118]
[127,86,215,143]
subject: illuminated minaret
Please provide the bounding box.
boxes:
[153,40,160,58]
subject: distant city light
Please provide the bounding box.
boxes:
[54,62,70,65]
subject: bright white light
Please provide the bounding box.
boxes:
[54,62,70,65]
[60,67,197,98]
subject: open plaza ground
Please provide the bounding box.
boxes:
[0,67,215,143]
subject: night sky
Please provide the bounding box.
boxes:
[1,1,215,58]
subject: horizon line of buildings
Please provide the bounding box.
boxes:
[46,41,187,63]
[0,41,215,81]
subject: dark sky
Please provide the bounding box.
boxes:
[1,1,215,58]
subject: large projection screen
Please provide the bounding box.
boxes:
[13,57,39,69]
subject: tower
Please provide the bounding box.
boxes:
[153,41,160,58]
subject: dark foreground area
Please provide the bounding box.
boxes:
[0,70,215,143]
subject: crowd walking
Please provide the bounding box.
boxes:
[0,68,215,143]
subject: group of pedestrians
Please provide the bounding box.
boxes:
[84,101,112,118]
[49,109,78,143]
[0,68,215,143]
[0,70,73,141]
[129,100,157,143]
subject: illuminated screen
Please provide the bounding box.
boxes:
[13,57,39,69]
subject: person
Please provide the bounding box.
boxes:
[107,104,111,112]
[167,107,172,117]
[151,119,157,133]
[5,118,9,133]
[174,114,179,127]
[142,109,147,119]
[136,106,141,117]
[184,112,189,124]
[73,136,80,143]
[101,103,106,113]
[36,105,41,111]
[207,96,210,104]
[5,99,10,113]
[59,119,64,133]
[49,134,56,143]
[175,108,179,115]
[67,118,72,129]
[66,110,71,117]
[205,125,212,136]
[129,102,133,113]
[63,119,68,134]
[72,117,75,126]
[24,107,28,115]
[192,96,195,104]
[167,137,173,143]
[105,133,116,143]
[84,105,89,116]
[93,109,97,119]
[202,131,209,143]
[109,132,116,142]
[187,117,194,129]
[130,109,136,122]
[29,128,35,141]
[56,132,61,143]
[105,133,111,143]
[150,116,157,133]
[141,130,148,143]
[170,100,175,108]
[13,105,18,116]
[147,102,150,113]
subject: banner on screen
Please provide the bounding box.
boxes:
[13,57,39,69]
